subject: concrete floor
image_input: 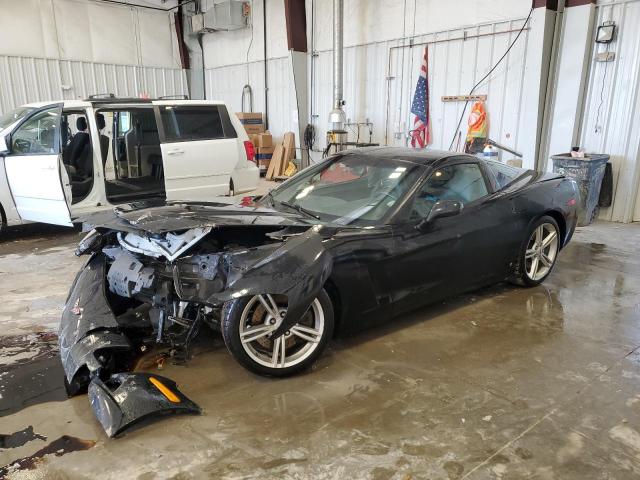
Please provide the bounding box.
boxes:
[1,217,639,479]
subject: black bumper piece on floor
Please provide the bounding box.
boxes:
[89,373,201,437]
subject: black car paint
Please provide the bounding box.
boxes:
[59,148,578,436]
[89,372,200,437]
[174,225,334,338]
[68,148,578,345]
[59,254,133,394]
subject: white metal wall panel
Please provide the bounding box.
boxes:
[580,0,640,222]
[309,40,397,163]
[266,57,298,139]
[0,55,188,114]
[0,56,61,112]
[384,19,529,155]
[306,18,529,162]
[206,56,297,140]
[204,16,529,163]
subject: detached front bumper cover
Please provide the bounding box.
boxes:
[89,373,200,437]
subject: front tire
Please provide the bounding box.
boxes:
[513,215,560,287]
[221,290,334,377]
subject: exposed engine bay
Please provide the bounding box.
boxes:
[59,211,331,437]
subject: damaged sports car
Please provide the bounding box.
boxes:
[59,147,579,435]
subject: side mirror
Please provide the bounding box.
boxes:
[0,134,9,155]
[417,200,463,230]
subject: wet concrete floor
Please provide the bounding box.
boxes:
[0,220,639,479]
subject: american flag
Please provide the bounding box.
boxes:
[410,47,431,148]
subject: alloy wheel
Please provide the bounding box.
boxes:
[238,294,325,369]
[525,223,559,281]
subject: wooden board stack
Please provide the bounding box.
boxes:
[266,132,297,180]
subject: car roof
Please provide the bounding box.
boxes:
[23,100,90,108]
[21,99,226,109]
[340,146,474,165]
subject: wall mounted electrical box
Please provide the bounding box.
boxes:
[191,1,250,33]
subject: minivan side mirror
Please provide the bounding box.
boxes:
[0,134,9,155]
[417,200,463,230]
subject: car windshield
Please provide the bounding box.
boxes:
[0,107,35,131]
[262,153,424,226]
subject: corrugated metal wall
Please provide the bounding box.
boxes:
[580,0,640,222]
[205,17,529,163]
[206,56,296,140]
[0,55,188,114]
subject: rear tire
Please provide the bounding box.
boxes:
[513,215,560,287]
[221,290,334,377]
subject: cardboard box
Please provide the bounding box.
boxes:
[249,133,260,146]
[257,133,272,148]
[236,112,264,134]
[257,145,274,155]
[236,112,263,124]
[244,124,265,134]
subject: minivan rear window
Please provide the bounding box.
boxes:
[160,106,226,142]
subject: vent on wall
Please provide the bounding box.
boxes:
[191,1,250,33]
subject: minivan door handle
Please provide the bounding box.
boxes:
[167,149,185,156]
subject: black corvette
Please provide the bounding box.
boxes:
[59,147,578,435]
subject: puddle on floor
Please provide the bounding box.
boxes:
[0,435,95,477]
[0,333,67,417]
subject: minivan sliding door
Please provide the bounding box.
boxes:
[155,104,239,201]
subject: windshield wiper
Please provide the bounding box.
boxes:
[277,200,321,220]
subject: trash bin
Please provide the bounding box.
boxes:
[551,153,609,226]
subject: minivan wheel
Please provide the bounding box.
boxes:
[513,215,560,287]
[221,290,334,377]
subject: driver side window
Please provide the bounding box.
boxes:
[410,163,488,219]
[11,108,61,155]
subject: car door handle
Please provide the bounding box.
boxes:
[167,149,185,156]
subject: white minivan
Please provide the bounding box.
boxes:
[0,97,259,229]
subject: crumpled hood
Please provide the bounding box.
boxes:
[82,200,311,234]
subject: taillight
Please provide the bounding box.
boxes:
[244,141,256,164]
[567,198,577,206]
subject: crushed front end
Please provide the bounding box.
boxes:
[59,213,328,436]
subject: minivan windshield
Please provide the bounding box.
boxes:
[261,154,424,226]
[0,107,35,131]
